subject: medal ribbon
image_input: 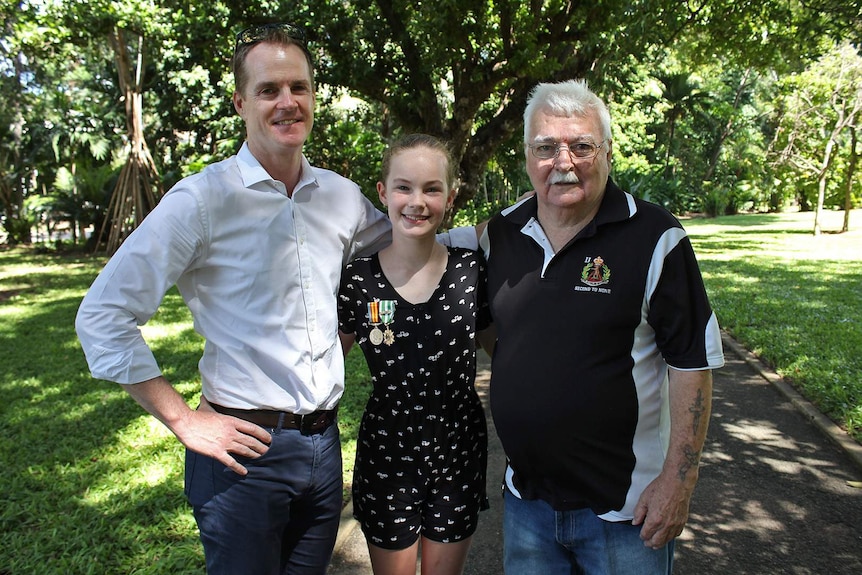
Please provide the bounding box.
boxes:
[379,300,395,324]
[367,301,380,324]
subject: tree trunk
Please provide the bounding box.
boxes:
[843,126,857,233]
[1,48,32,244]
[97,27,163,254]
[664,115,677,180]
[704,68,753,183]
[813,136,835,236]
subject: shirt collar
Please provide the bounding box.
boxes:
[236,142,318,195]
[592,178,638,227]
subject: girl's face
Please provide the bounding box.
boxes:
[378,147,456,239]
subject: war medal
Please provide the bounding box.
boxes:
[367,301,384,345]
[379,300,396,346]
[367,300,397,346]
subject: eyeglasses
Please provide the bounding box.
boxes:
[235,22,307,50]
[528,140,607,160]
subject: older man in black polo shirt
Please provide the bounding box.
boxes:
[478,79,724,574]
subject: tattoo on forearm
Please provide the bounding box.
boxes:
[689,388,707,437]
[678,445,701,481]
[679,389,708,481]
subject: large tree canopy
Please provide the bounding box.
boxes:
[293,0,835,213]
[2,0,859,245]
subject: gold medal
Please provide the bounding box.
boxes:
[369,327,384,345]
[383,327,395,346]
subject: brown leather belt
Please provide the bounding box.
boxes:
[210,403,337,435]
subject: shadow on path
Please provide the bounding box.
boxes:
[329,337,862,574]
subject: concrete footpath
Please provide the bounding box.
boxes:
[328,334,862,574]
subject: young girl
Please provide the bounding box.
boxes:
[337,134,493,575]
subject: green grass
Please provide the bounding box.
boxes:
[0,209,859,573]
[0,247,371,574]
[684,209,862,439]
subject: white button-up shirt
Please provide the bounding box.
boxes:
[76,143,391,413]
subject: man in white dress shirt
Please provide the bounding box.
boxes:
[76,23,391,574]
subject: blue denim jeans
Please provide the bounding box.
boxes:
[503,488,675,575]
[185,421,343,575]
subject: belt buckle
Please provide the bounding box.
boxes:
[299,412,318,435]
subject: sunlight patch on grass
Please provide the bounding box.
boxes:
[0,302,29,321]
[0,262,53,280]
[687,210,862,439]
[140,322,195,340]
[81,420,184,506]
[1,212,858,574]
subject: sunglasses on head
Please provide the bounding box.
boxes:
[235,22,307,50]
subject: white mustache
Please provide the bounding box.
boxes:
[549,172,580,185]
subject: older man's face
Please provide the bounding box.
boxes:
[525,109,612,214]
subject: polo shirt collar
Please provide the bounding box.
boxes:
[507,177,637,230]
[593,178,638,227]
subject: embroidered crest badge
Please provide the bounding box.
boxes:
[581,256,611,287]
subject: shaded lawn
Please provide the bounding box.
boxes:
[0,248,369,574]
[0,208,859,573]
[685,209,862,438]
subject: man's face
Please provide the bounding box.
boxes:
[232,42,314,160]
[525,109,612,213]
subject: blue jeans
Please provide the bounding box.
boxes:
[503,488,675,575]
[185,421,343,575]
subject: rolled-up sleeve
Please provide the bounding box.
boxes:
[75,191,202,384]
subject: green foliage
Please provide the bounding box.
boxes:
[2,0,860,243]
[299,0,792,213]
[606,41,862,218]
[48,159,119,244]
[768,42,862,214]
[304,91,388,204]
[701,181,731,217]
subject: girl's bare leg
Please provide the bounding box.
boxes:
[420,536,473,575]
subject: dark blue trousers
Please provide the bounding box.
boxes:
[185,421,343,575]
